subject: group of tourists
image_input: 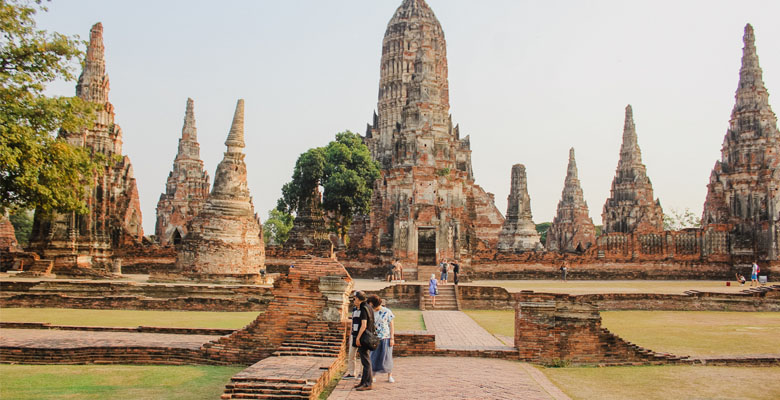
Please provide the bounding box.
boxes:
[427,259,460,307]
[345,290,395,391]
[385,259,404,282]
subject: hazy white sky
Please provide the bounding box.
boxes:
[37,0,779,234]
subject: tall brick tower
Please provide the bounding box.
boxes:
[601,105,664,234]
[547,148,597,252]
[352,0,504,266]
[155,98,211,246]
[703,24,780,261]
[29,23,143,270]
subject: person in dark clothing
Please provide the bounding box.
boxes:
[351,290,375,391]
[451,261,460,285]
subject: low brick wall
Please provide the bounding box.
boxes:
[458,285,515,310]
[0,346,219,365]
[464,261,740,281]
[0,280,273,311]
[366,284,421,309]
[578,289,780,311]
[0,322,235,336]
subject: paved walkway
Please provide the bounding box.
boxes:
[0,328,220,349]
[329,357,570,400]
[422,311,513,351]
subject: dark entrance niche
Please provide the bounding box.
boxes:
[417,227,436,265]
[172,229,183,246]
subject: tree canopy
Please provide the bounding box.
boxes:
[278,131,380,242]
[0,0,102,216]
[262,208,294,246]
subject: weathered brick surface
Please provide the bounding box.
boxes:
[0,280,272,311]
[601,105,664,234]
[0,215,18,252]
[155,98,211,247]
[546,148,597,253]
[703,24,780,262]
[28,23,143,272]
[348,0,504,266]
[175,100,265,281]
[498,164,542,252]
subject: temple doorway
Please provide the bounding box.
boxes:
[172,229,183,246]
[417,227,436,265]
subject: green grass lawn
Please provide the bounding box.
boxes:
[466,280,762,295]
[540,365,780,400]
[392,308,425,331]
[601,311,780,356]
[0,364,243,400]
[0,308,260,329]
[463,309,514,338]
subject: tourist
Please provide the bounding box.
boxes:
[440,259,449,285]
[429,273,438,307]
[451,260,460,285]
[560,262,568,282]
[344,301,361,380]
[751,261,760,286]
[367,295,395,383]
[395,259,404,280]
[352,290,375,391]
[736,272,746,286]
[386,263,395,282]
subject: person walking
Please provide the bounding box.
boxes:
[368,295,395,383]
[352,290,375,391]
[751,261,760,286]
[560,262,568,282]
[429,274,438,308]
[343,301,361,380]
[451,260,460,285]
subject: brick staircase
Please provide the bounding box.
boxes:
[221,320,347,399]
[17,260,53,278]
[223,377,314,399]
[422,283,458,310]
[272,321,344,357]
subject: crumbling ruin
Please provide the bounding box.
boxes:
[155,98,211,247]
[546,148,597,252]
[350,0,504,265]
[28,22,143,271]
[703,24,780,261]
[497,164,542,252]
[174,100,265,281]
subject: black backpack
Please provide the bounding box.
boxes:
[359,303,380,350]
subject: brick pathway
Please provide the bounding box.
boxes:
[329,356,570,400]
[422,311,513,351]
[0,328,220,349]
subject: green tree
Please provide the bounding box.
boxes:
[535,222,551,244]
[663,208,701,231]
[9,209,32,246]
[263,208,294,246]
[279,131,380,244]
[0,0,102,216]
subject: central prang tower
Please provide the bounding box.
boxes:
[351,0,504,267]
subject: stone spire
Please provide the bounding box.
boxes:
[349,0,505,264]
[76,22,109,104]
[498,164,542,252]
[546,148,596,252]
[601,105,664,234]
[225,99,245,151]
[29,22,143,272]
[154,98,211,246]
[176,99,265,281]
[703,24,780,260]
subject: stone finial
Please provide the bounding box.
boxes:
[182,98,197,141]
[737,23,766,98]
[567,147,578,179]
[619,104,642,167]
[225,99,245,150]
[76,22,108,103]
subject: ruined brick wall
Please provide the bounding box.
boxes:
[201,257,352,365]
[0,280,273,311]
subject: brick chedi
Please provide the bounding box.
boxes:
[155,98,211,247]
[29,23,143,270]
[601,105,664,234]
[497,164,542,252]
[0,215,18,252]
[175,99,265,281]
[546,148,597,252]
[703,24,780,261]
[351,0,504,265]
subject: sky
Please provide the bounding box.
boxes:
[36,0,780,235]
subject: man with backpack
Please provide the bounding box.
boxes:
[352,290,376,391]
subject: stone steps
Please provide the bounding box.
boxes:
[422,284,458,310]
